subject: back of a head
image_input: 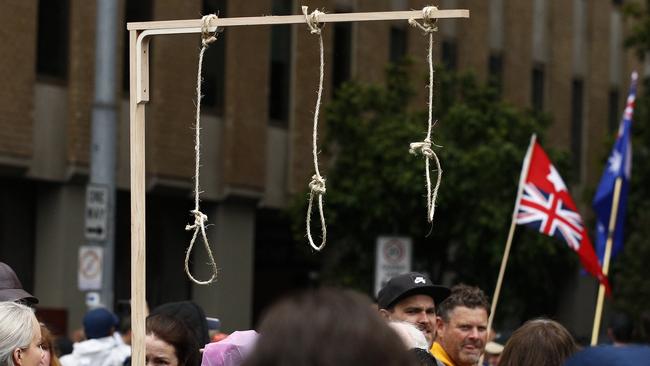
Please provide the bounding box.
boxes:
[0,262,38,305]
[0,301,37,366]
[499,318,577,366]
[243,288,417,366]
[83,307,118,339]
[147,313,201,366]
[608,312,633,343]
[151,301,209,348]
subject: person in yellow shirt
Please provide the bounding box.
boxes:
[430,285,490,366]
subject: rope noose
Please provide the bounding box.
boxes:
[302,6,328,251]
[185,14,219,285]
[408,6,442,223]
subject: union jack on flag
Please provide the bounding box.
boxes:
[514,137,610,293]
[518,183,584,251]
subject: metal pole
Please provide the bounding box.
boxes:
[89,0,119,311]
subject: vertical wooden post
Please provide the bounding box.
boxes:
[129,29,147,366]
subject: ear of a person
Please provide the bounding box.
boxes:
[13,348,23,366]
[378,308,392,320]
[436,317,445,332]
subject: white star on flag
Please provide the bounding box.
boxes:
[608,150,622,175]
[547,165,567,192]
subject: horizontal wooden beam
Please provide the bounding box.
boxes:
[127,9,469,31]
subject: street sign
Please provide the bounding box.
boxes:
[85,292,101,308]
[374,236,412,296]
[85,184,109,241]
[79,246,103,291]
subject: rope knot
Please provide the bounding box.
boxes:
[309,175,326,195]
[186,209,208,231]
[408,6,439,34]
[302,6,324,35]
[201,14,219,47]
[409,139,434,158]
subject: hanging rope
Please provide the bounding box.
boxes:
[302,6,327,251]
[184,14,219,285]
[408,6,442,223]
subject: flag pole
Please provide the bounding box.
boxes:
[487,134,537,335]
[590,177,623,345]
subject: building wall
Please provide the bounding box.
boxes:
[0,1,37,169]
[0,0,641,335]
[67,0,96,169]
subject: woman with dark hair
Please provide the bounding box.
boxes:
[498,318,577,366]
[243,288,417,366]
[145,313,200,366]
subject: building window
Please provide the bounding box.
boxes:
[389,26,408,63]
[122,0,152,92]
[37,0,69,81]
[488,53,503,93]
[532,65,545,112]
[441,40,458,70]
[609,88,620,133]
[202,0,227,114]
[571,79,584,173]
[268,0,293,126]
[332,20,352,92]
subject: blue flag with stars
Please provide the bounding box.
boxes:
[592,71,638,263]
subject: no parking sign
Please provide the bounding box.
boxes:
[78,246,103,291]
[374,236,412,296]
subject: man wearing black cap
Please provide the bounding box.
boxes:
[0,261,39,305]
[377,272,450,347]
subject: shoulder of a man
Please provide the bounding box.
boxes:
[430,342,455,366]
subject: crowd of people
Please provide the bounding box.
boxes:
[1,261,649,366]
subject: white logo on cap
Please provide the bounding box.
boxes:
[414,277,426,284]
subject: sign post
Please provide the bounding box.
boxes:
[374,236,412,295]
[85,184,109,241]
[78,245,104,291]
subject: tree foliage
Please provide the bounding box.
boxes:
[289,61,578,324]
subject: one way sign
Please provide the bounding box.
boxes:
[85,184,109,241]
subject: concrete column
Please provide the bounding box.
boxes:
[192,200,256,331]
[556,271,600,340]
[355,0,390,84]
[33,184,88,332]
[547,0,574,149]
[502,0,533,108]
[458,0,489,80]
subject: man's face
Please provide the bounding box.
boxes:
[380,294,436,345]
[436,306,488,366]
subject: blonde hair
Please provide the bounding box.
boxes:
[0,302,38,366]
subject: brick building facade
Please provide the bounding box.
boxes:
[0,0,641,338]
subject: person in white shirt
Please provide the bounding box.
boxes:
[60,308,130,366]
